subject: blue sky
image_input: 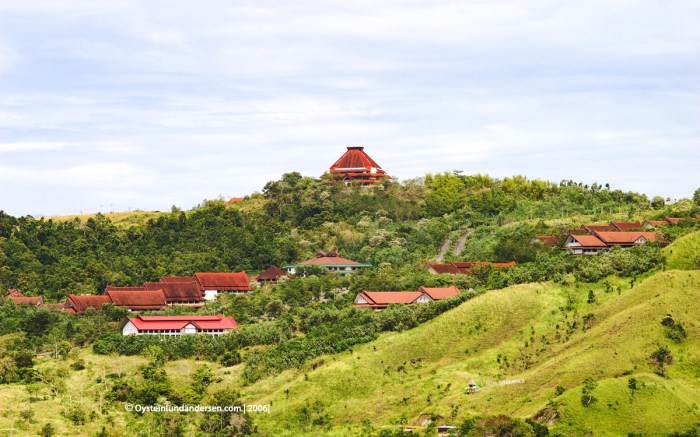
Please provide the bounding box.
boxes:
[1,1,698,216]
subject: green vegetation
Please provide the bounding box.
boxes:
[1,173,699,436]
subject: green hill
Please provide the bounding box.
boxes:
[664,230,700,270]
[241,270,700,436]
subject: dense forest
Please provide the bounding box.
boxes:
[1,173,699,436]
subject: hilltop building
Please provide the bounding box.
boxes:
[323,146,390,185]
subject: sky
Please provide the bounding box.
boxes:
[1,1,699,217]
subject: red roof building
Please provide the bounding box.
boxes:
[64,294,113,314]
[665,217,682,224]
[425,261,516,275]
[643,220,669,228]
[582,224,617,233]
[161,276,199,283]
[194,272,253,300]
[611,221,642,231]
[323,146,390,185]
[529,235,559,246]
[283,250,372,275]
[593,231,657,246]
[144,282,204,306]
[418,286,460,300]
[121,314,238,336]
[3,289,43,306]
[256,266,287,284]
[562,234,608,255]
[353,286,461,310]
[105,289,168,311]
[353,291,431,309]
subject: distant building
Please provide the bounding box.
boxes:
[323,146,390,185]
[255,266,287,284]
[105,288,168,312]
[144,281,205,306]
[64,294,113,314]
[353,286,460,310]
[282,250,371,275]
[425,261,515,275]
[194,272,253,300]
[610,221,642,231]
[529,235,559,246]
[561,234,608,255]
[2,289,43,306]
[121,314,238,336]
[562,231,657,255]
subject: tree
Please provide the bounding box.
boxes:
[651,196,665,209]
[581,377,597,407]
[650,346,673,377]
[694,188,700,206]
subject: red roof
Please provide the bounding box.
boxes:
[644,220,668,226]
[427,261,515,274]
[665,217,682,223]
[124,314,238,331]
[325,147,390,181]
[256,266,287,282]
[354,291,427,308]
[611,221,642,231]
[105,285,147,293]
[582,224,617,233]
[144,282,204,303]
[567,235,608,248]
[298,256,360,266]
[594,231,657,244]
[195,272,252,291]
[226,197,244,205]
[105,289,167,310]
[418,286,460,300]
[6,295,43,306]
[532,235,559,246]
[64,294,112,314]
[161,276,198,283]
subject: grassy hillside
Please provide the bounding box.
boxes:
[240,270,700,436]
[664,230,700,270]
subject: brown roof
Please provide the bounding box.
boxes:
[594,231,657,244]
[611,221,642,231]
[194,272,252,291]
[325,147,390,181]
[256,266,287,281]
[160,276,198,283]
[6,295,43,306]
[298,256,360,266]
[427,261,515,274]
[105,285,147,293]
[65,294,112,314]
[532,235,559,246]
[418,286,460,300]
[3,289,23,299]
[665,217,682,223]
[143,282,204,303]
[644,220,668,227]
[566,235,608,248]
[354,291,427,308]
[582,224,617,233]
[105,289,167,310]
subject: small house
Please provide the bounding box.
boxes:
[283,250,371,275]
[64,294,113,314]
[2,289,43,306]
[255,266,287,284]
[562,234,608,255]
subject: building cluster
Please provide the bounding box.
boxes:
[533,218,684,256]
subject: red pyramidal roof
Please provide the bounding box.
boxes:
[324,147,390,183]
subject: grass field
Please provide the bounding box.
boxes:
[1,270,698,436]
[664,230,700,270]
